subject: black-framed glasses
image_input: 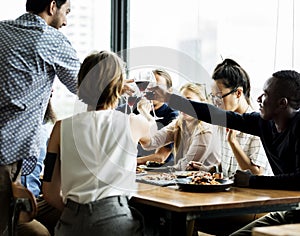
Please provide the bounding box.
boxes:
[209,87,238,107]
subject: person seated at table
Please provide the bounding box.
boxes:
[139,82,221,171]
[42,50,153,236]
[148,70,300,236]
[187,59,273,178]
[117,69,179,166]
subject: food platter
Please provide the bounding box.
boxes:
[136,173,177,186]
[173,171,200,178]
[176,178,233,192]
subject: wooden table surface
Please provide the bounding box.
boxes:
[133,182,300,213]
[131,182,300,235]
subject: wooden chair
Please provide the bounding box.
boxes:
[8,182,37,236]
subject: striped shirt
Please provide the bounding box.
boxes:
[220,107,273,177]
[0,13,80,175]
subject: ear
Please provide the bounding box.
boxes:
[279,97,288,109]
[236,88,243,99]
[48,0,57,16]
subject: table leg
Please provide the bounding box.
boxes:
[168,212,188,236]
[186,220,195,236]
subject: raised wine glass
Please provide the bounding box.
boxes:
[135,70,163,120]
[124,84,139,114]
[127,95,138,114]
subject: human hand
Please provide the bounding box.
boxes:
[233,169,253,187]
[227,129,237,144]
[121,78,135,96]
[186,161,207,171]
[147,85,171,103]
[137,97,152,114]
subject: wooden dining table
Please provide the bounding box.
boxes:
[131,181,300,236]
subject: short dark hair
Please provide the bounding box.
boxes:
[26,0,67,14]
[272,70,300,110]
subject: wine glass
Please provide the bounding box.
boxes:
[127,94,138,114]
[134,71,151,96]
[123,84,139,114]
[135,70,163,120]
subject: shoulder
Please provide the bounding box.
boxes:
[291,112,300,133]
[158,103,179,123]
[44,27,74,51]
[162,103,179,114]
[130,113,149,125]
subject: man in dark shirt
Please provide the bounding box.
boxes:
[150,70,300,235]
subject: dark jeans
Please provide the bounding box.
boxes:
[230,210,300,236]
[55,196,144,236]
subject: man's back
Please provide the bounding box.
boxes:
[0,13,80,174]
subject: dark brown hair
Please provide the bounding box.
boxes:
[26,0,67,14]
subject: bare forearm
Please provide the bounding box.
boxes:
[43,186,65,211]
[228,140,262,175]
[137,147,172,165]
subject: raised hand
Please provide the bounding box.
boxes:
[137,97,152,116]
[121,78,135,96]
[227,128,237,144]
[147,85,172,103]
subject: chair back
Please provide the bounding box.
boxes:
[11,182,37,223]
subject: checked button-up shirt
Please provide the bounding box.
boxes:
[0,13,80,175]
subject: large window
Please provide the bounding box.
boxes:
[129,0,300,107]
[1,0,299,116]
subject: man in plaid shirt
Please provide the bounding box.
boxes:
[0,0,80,235]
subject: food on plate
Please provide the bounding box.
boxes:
[174,171,199,178]
[189,171,221,185]
[136,166,146,174]
[141,173,176,181]
[146,161,165,167]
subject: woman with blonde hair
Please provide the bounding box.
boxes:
[139,82,221,171]
[42,51,151,236]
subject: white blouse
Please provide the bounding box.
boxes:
[60,110,137,204]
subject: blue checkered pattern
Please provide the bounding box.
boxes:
[0,13,80,175]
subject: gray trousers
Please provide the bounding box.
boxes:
[55,196,144,236]
[230,210,300,236]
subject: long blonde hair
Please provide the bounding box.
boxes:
[174,83,208,154]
